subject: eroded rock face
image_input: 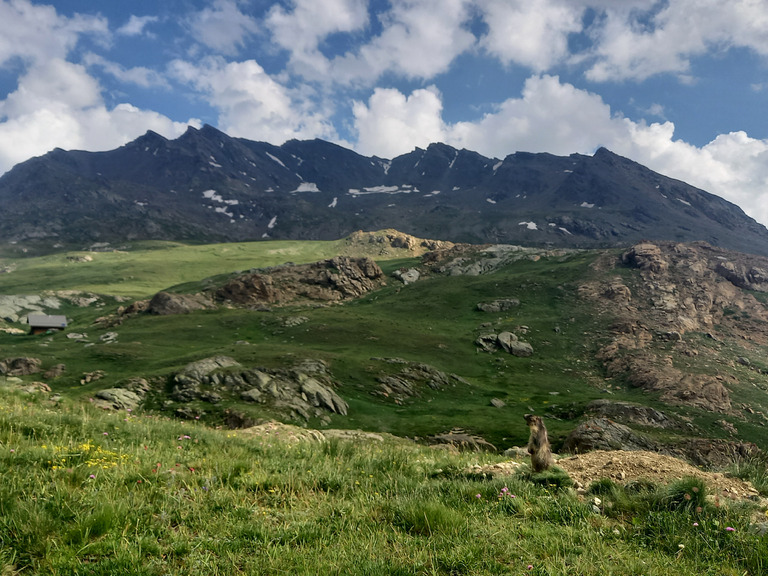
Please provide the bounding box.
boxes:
[585,400,678,429]
[622,243,668,273]
[215,256,385,306]
[169,356,348,422]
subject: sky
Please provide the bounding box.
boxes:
[1,0,768,225]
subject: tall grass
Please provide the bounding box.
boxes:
[0,386,765,575]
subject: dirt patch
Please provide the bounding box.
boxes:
[557,449,760,501]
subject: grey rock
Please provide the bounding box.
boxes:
[95,388,142,411]
[490,398,506,408]
[475,333,498,352]
[477,298,520,313]
[393,268,420,285]
[241,388,263,403]
[148,291,213,315]
[177,356,241,381]
[0,357,42,376]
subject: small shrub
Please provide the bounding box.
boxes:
[660,477,707,512]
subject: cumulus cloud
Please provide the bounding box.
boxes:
[169,57,337,143]
[186,0,259,55]
[330,0,476,84]
[266,0,368,79]
[0,0,108,66]
[584,0,768,81]
[478,0,585,71]
[353,86,445,157]
[0,59,193,173]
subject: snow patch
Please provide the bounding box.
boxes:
[348,185,414,196]
[267,216,277,229]
[266,152,286,168]
[486,198,496,204]
[564,169,573,173]
[328,197,338,208]
[291,182,320,193]
[677,198,692,206]
[580,202,595,208]
[380,160,391,175]
[452,186,460,191]
[493,161,503,172]
[448,150,459,169]
[209,156,222,168]
[518,221,538,230]
[559,227,572,235]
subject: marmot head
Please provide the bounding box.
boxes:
[524,414,541,427]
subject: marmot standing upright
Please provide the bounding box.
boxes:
[524,414,554,472]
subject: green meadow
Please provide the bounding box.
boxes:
[0,387,766,576]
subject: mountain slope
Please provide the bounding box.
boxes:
[1,125,767,255]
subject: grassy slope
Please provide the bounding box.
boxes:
[1,239,768,453]
[0,388,765,576]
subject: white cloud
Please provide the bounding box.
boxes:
[186,0,259,55]
[478,0,585,71]
[446,75,616,156]
[169,57,337,143]
[352,86,445,157]
[0,0,108,66]
[331,0,475,84]
[116,14,159,37]
[351,75,768,227]
[584,0,768,82]
[83,52,169,88]
[0,59,193,174]
[266,0,368,79]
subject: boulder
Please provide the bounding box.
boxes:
[393,268,420,285]
[94,388,142,411]
[0,357,42,376]
[428,428,497,452]
[44,363,66,379]
[299,375,349,415]
[475,333,499,352]
[148,291,213,315]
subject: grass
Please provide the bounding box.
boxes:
[0,385,766,575]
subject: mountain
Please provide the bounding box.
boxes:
[2,124,768,255]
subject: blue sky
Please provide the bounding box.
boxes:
[1,0,768,225]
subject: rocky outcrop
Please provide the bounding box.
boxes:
[622,243,668,273]
[214,256,385,307]
[561,418,658,453]
[715,261,768,292]
[371,358,471,404]
[476,298,520,313]
[92,377,151,411]
[428,428,497,452]
[585,400,678,429]
[147,291,213,315]
[0,357,42,376]
[169,356,348,422]
[474,332,533,357]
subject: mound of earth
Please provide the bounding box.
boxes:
[557,450,760,501]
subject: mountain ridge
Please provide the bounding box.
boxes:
[1,124,767,255]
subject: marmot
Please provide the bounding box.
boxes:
[524,414,554,472]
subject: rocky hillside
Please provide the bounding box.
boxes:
[2,125,768,256]
[3,234,768,467]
